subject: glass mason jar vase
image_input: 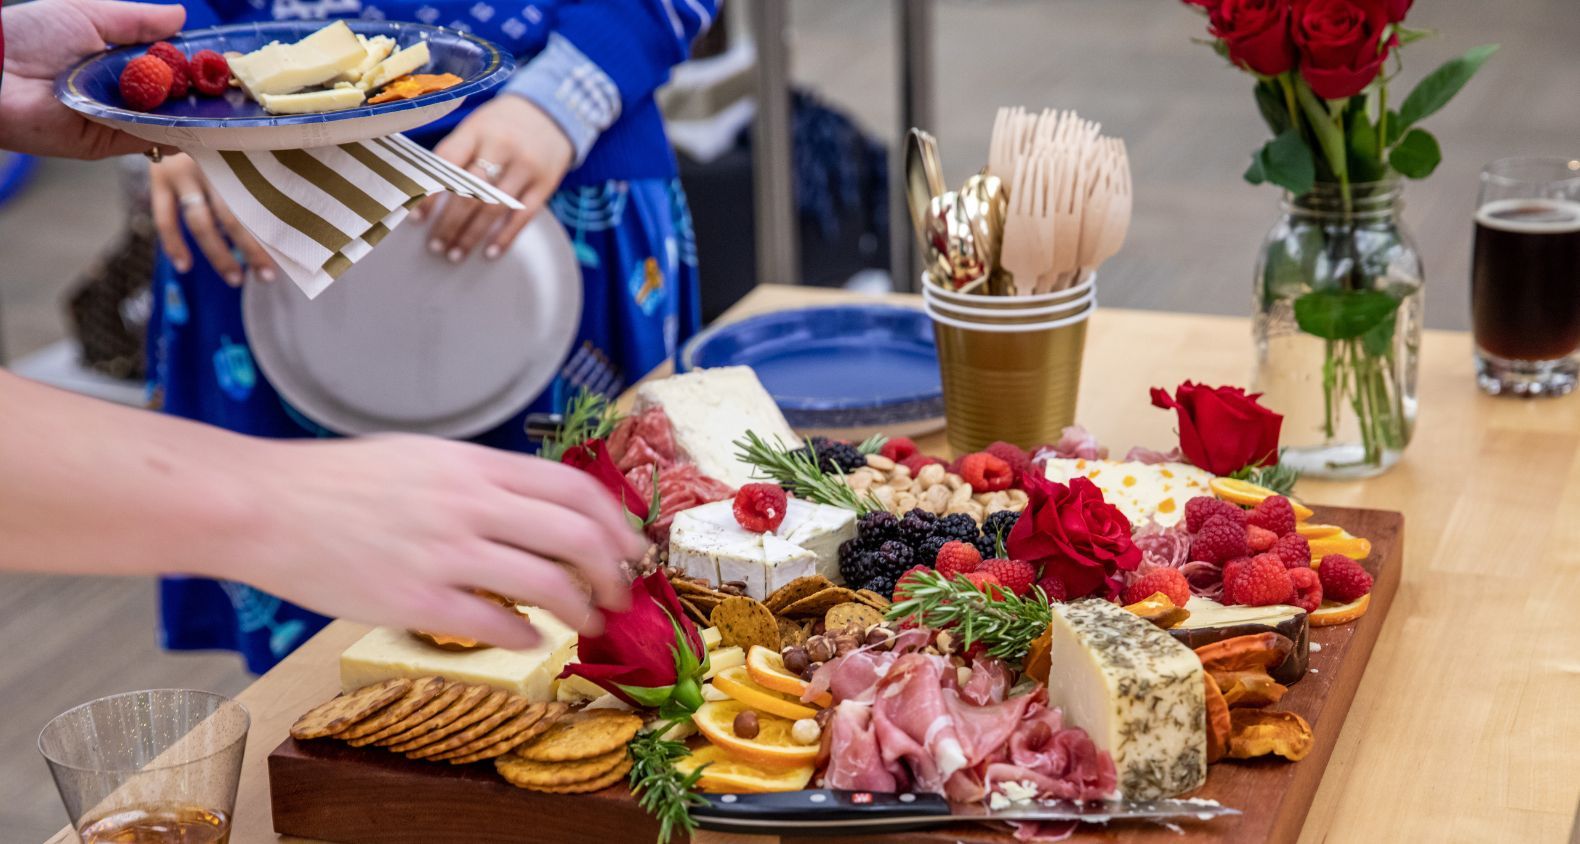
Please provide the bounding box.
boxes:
[1253,180,1423,479]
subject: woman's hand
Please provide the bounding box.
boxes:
[417,95,574,263]
[150,152,277,285]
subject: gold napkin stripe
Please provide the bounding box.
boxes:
[323,251,354,279]
[339,142,428,201]
[371,136,472,197]
[362,221,391,248]
[218,150,353,255]
[390,134,501,202]
[271,149,389,226]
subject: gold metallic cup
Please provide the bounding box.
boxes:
[923,282,1095,454]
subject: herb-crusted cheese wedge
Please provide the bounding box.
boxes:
[1046,598,1207,799]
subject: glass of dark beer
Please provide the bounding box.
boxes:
[1472,158,1580,396]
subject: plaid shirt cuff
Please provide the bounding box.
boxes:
[503,33,621,167]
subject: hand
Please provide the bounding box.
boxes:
[228,435,645,649]
[150,152,277,284]
[416,95,573,263]
[0,0,185,159]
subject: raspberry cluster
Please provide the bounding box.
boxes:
[119,42,231,111]
[1180,493,1372,612]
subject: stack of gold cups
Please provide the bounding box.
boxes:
[923,275,1096,454]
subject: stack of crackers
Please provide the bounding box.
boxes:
[290,677,568,766]
[494,709,645,794]
[674,573,891,653]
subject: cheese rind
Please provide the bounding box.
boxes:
[257,87,366,114]
[668,498,856,597]
[1046,598,1207,799]
[229,20,368,97]
[357,41,431,92]
[634,366,800,489]
[1042,458,1216,528]
[340,612,576,700]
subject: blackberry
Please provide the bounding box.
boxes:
[935,513,980,543]
[864,572,900,600]
[856,510,900,544]
[873,540,914,578]
[840,550,880,586]
[915,534,950,568]
[797,436,868,475]
[983,510,1022,545]
[974,535,998,560]
[898,509,939,546]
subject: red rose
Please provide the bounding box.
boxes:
[561,438,650,522]
[1384,0,1410,22]
[1210,0,1296,76]
[560,572,707,711]
[1150,381,1283,476]
[1006,475,1141,601]
[1292,0,1394,99]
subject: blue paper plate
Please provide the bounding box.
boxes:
[680,305,945,437]
[55,21,513,150]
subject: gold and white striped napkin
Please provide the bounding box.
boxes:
[187,134,524,299]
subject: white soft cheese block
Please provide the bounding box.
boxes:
[1046,598,1207,799]
[257,86,366,114]
[340,612,576,700]
[335,34,396,83]
[1043,458,1216,528]
[634,366,800,489]
[357,41,431,92]
[229,20,367,97]
[668,498,856,597]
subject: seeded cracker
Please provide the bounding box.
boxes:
[825,602,884,631]
[442,703,568,765]
[521,757,634,795]
[375,683,492,746]
[854,589,893,611]
[386,689,508,753]
[513,709,643,762]
[427,702,551,761]
[765,575,834,613]
[678,597,710,627]
[290,678,410,740]
[350,682,464,746]
[494,746,628,787]
[338,676,447,741]
[710,596,780,652]
[777,617,809,648]
[407,695,530,759]
[780,586,858,617]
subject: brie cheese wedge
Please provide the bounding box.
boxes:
[635,366,800,489]
[1042,457,1216,528]
[669,498,856,598]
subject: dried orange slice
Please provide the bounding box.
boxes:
[1309,593,1370,626]
[1307,534,1372,562]
[692,700,819,770]
[1296,522,1344,539]
[675,744,814,793]
[1208,477,1314,520]
[745,646,831,707]
[712,666,819,721]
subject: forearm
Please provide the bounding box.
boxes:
[0,369,261,579]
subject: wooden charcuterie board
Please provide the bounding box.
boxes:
[269,506,1402,844]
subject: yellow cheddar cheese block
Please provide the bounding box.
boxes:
[229,21,368,97]
[340,613,576,701]
[358,41,431,92]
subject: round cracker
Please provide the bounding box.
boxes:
[441,704,568,765]
[338,676,447,741]
[348,682,463,747]
[781,586,858,617]
[710,596,779,652]
[386,689,508,753]
[495,747,628,788]
[530,758,633,794]
[290,678,411,740]
[375,682,492,747]
[512,708,643,762]
[854,589,892,611]
[406,696,530,759]
[825,601,884,632]
[426,702,551,761]
[765,575,835,613]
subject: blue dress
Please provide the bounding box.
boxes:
[151,0,711,673]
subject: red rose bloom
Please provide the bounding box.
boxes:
[1384,0,1410,22]
[1150,381,1283,476]
[1006,475,1141,601]
[560,572,707,711]
[561,438,650,522]
[1292,0,1394,99]
[1210,0,1296,76]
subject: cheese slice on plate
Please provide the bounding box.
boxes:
[335,34,396,83]
[1045,598,1207,799]
[1042,458,1215,528]
[340,610,576,700]
[635,366,800,489]
[669,498,856,598]
[358,41,432,92]
[257,86,366,115]
[229,20,368,97]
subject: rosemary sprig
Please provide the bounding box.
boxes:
[539,389,623,462]
[856,433,889,455]
[886,570,1053,661]
[733,431,882,514]
[1231,448,1301,496]
[627,719,707,844]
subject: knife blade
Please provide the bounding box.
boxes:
[692,789,1239,835]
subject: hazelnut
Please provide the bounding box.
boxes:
[799,663,818,681]
[864,627,895,649]
[791,718,821,745]
[806,636,836,663]
[935,630,956,654]
[814,707,835,728]
[831,632,862,657]
[732,710,760,739]
[782,647,811,675]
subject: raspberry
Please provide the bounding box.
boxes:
[899,453,945,475]
[1222,554,1294,606]
[1035,575,1068,602]
[146,42,190,97]
[962,570,1002,597]
[1317,554,1373,603]
[979,559,1035,596]
[892,564,930,603]
[118,55,172,111]
[732,483,787,532]
[934,540,982,579]
[1247,495,1297,536]
[880,437,918,462]
[1273,533,1311,569]
[1246,525,1277,552]
[1221,556,1251,586]
[958,453,1013,492]
[1122,569,1191,608]
[1287,566,1322,613]
[982,441,1031,484]
[190,49,232,96]
[1190,515,1248,563]
[1184,496,1245,533]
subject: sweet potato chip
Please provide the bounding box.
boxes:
[1023,625,1053,685]
[710,596,780,652]
[369,73,463,104]
[1211,668,1288,708]
[1122,592,1190,629]
[1227,709,1313,761]
[1203,673,1231,763]
[1194,632,1294,672]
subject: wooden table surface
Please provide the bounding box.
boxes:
[50,285,1580,843]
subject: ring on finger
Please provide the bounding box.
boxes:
[179,193,208,210]
[472,157,503,183]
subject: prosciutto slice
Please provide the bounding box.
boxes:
[823,701,904,792]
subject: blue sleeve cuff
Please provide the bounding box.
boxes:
[502,33,622,167]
